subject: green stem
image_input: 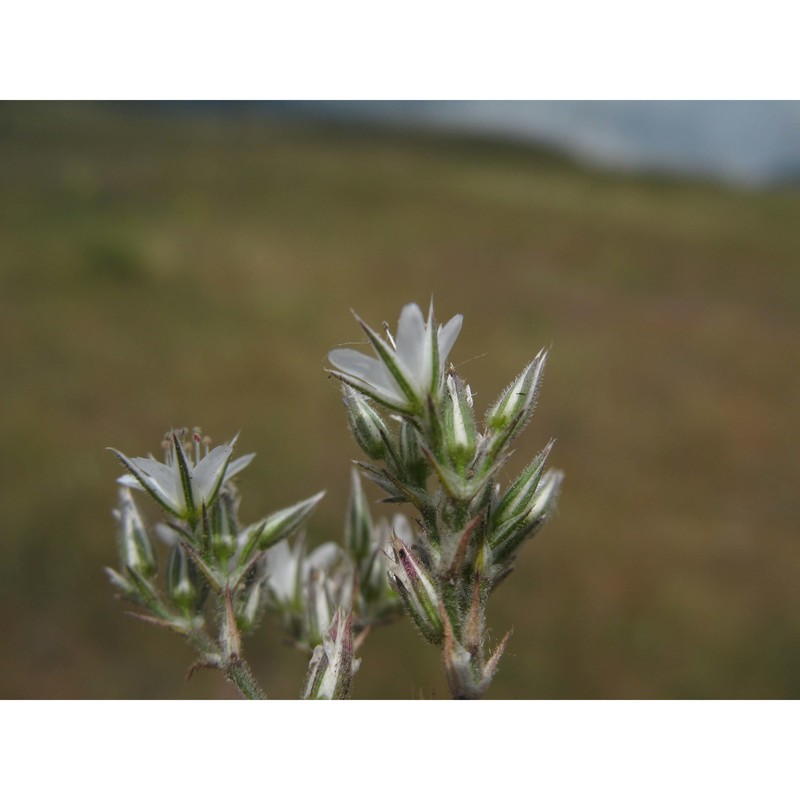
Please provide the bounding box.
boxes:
[225,657,268,700]
[185,622,267,699]
[441,579,462,638]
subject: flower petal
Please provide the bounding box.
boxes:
[395,303,426,384]
[328,348,393,390]
[422,302,439,394]
[123,454,183,512]
[265,539,295,602]
[328,347,407,408]
[225,452,255,482]
[330,370,409,411]
[306,542,344,576]
[354,314,425,409]
[191,443,233,505]
[438,314,463,364]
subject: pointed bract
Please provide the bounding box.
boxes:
[257,490,326,550]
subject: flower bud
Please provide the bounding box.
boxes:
[398,419,428,487]
[385,532,443,644]
[302,609,360,700]
[209,489,238,564]
[443,374,477,470]
[526,469,563,522]
[256,490,326,550]
[114,487,157,578]
[486,348,547,435]
[493,439,554,526]
[491,469,563,563]
[305,568,334,647]
[442,607,511,700]
[167,545,199,613]
[356,461,401,497]
[343,386,388,460]
[442,619,477,699]
[345,468,372,563]
[104,566,135,596]
[238,579,265,632]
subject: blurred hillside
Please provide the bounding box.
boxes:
[1,102,798,698]
[289,101,800,186]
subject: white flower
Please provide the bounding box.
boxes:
[264,536,342,607]
[110,429,254,522]
[328,302,463,413]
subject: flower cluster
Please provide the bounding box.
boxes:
[107,427,412,699]
[107,301,563,701]
[106,427,352,699]
[328,302,562,699]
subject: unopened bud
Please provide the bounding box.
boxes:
[167,545,199,613]
[104,566,135,596]
[114,488,157,578]
[343,386,388,460]
[210,489,238,564]
[305,569,333,647]
[444,374,477,470]
[494,440,554,526]
[398,419,428,487]
[491,469,563,562]
[442,610,478,700]
[257,490,326,550]
[345,468,372,563]
[486,348,547,434]
[526,468,563,523]
[302,609,360,700]
[386,533,443,644]
[238,579,264,631]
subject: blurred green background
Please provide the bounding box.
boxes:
[1,102,798,699]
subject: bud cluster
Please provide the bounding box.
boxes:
[260,468,412,654]
[107,427,407,699]
[328,302,563,698]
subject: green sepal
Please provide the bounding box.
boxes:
[171,431,198,524]
[355,313,423,413]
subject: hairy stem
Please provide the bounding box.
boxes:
[224,657,267,700]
